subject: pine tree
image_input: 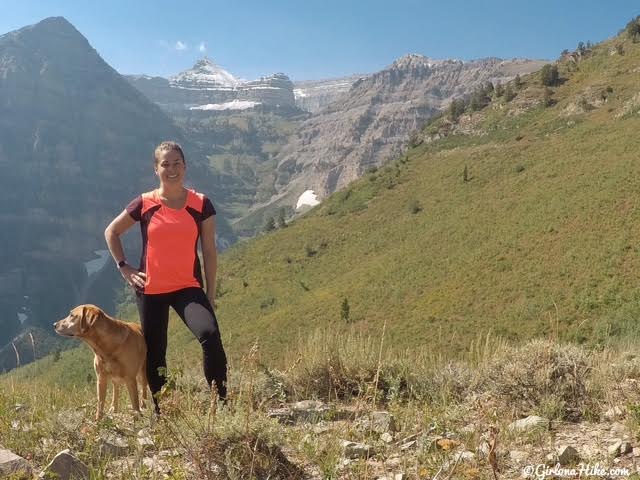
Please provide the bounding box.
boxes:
[341,298,351,323]
[514,74,522,89]
[276,208,287,229]
[263,216,276,232]
[540,64,559,86]
[504,85,516,102]
[448,98,466,121]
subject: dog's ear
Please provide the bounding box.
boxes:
[78,306,89,334]
[78,305,100,334]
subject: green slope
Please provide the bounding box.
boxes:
[213,28,640,358]
[8,22,640,384]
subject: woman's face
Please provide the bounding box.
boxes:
[155,149,185,187]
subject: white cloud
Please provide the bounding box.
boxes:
[175,41,187,51]
[199,42,207,53]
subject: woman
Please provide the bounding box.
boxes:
[104,141,227,414]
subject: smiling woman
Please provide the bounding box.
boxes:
[104,141,228,414]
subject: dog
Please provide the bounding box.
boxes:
[54,304,148,420]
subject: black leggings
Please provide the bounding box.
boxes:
[136,287,227,409]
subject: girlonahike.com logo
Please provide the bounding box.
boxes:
[522,462,631,479]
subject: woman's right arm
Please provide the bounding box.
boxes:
[104,210,146,290]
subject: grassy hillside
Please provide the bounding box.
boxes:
[209,28,640,359]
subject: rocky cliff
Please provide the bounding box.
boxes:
[293,74,366,113]
[127,59,297,112]
[244,54,546,223]
[0,17,221,353]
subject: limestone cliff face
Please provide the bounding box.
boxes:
[293,75,365,113]
[264,55,547,207]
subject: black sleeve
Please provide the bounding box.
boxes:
[125,195,143,221]
[202,196,216,220]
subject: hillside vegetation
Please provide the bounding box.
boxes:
[8,21,640,378]
[4,18,640,480]
[211,26,640,360]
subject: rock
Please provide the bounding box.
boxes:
[136,429,154,449]
[454,451,475,462]
[557,446,580,466]
[604,406,625,420]
[620,442,633,455]
[293,400,326,411]
[98,434,129,458]
[381,432,393,443]
[342,440,375,459]
[399,441,416,451]
[509,450,528,462]
[39,449,89,480]
[268,400,331,424]
[142,456,173,476]
[632,447,640,457]
[385,456,402,468]
[356,411,397,434]
[508,415,549,432]
[608,440,623,457]
[0,449,32,477]
[476,441,491,459]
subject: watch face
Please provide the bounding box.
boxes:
[118,260,127,268]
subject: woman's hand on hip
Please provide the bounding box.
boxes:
[120,264,146,291]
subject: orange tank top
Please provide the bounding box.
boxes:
[126,189,216,294]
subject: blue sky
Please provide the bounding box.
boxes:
[1,0,638,81]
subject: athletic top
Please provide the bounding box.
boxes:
[126,189,216,294]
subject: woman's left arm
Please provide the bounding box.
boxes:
[201,215,217,309]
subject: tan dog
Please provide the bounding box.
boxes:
[54,304,148,420]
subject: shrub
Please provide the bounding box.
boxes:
[540,64,559,87]
[340,298,351,324]
[448,98,466,121]
[476,339,593,420]
[504,85,516,102]
[626,16,640,42]
[408,200,422,214]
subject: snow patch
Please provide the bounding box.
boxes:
[17,313,27,324]
[190,100,261,111]
[296,190,321,209]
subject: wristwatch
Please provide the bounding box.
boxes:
[117,260,127,269]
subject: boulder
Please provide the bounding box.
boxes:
[508,415,549,432]
[0,448,32,477]
[342,440,375,459]
[39,449,89,480]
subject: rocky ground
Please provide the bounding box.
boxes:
[2,399,640,479]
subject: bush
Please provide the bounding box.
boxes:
[504,85,516,102]
[408,200,422,214]
[476,340,593,420]
[626,16,640,42]
[448,98,466,121]
[540,64,559,87]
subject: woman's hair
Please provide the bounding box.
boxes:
[153,141,185,165]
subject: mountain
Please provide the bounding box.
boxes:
[0,17,224,365]
[235,55,547,232]
[126,58,297,112]
[213,31,640,356]
[293,74,367,113]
